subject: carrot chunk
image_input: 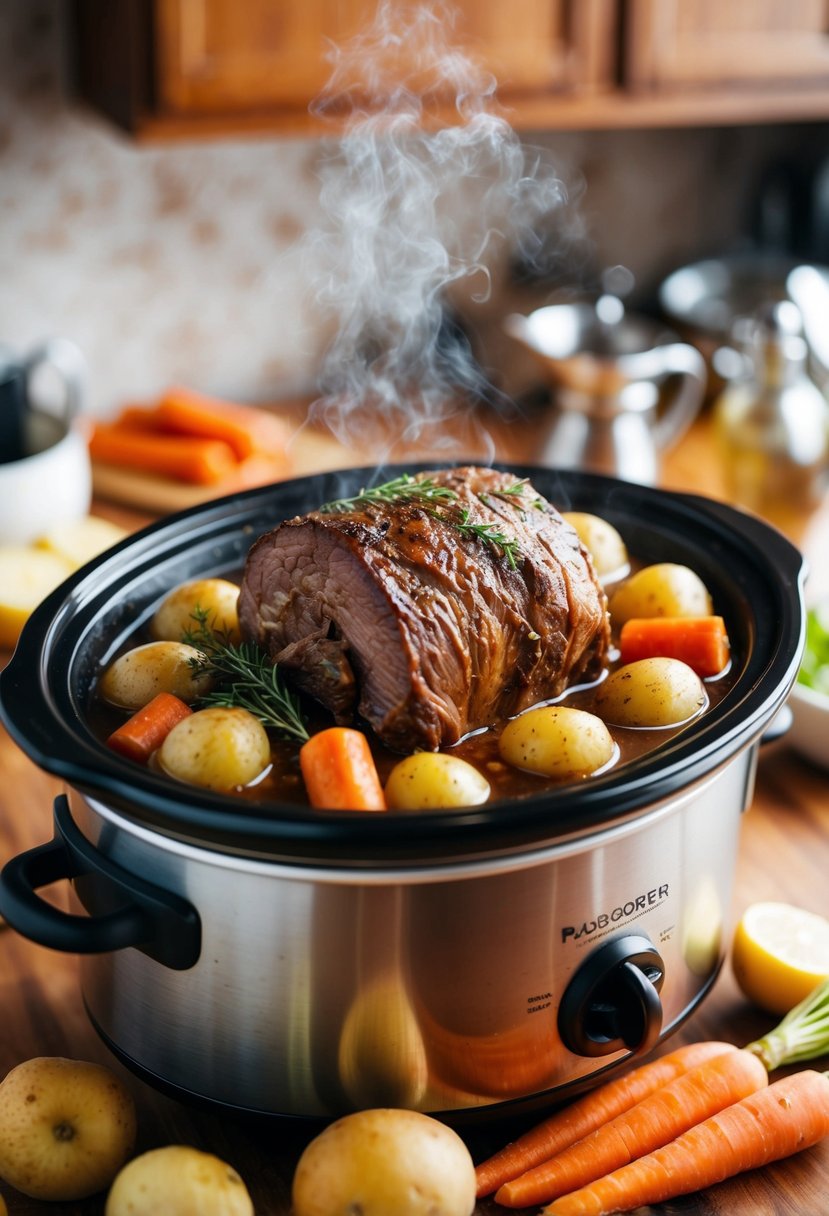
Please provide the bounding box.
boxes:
[618,615,730,677]
[299,727,387,811]
[106,692,192,764]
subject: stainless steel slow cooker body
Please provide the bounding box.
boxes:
[0,465,806,1120]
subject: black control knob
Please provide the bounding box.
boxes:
[558,934,665,1058]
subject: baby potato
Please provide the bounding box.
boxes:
[385,753,490,810]
[563,512,629,583]
[158,706,271,791]
[498,705,615,781]
[596,657,707,727]
[151,578,241,644]
[291,1107,476,1216]
[99,641,211,709]
[609,563,713,625]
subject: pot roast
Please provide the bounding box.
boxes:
[238,466,610,752]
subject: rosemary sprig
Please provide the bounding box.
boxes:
[450,508,521,570]
[480,479,546,513]
[183,608,309,743]
[319,473,459,515]
[319,473,523,568]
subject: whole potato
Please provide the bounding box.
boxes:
[498,705,615,780]
[291,1108,476,1216]
[99,641,211,709]
[158,706,271,791]
[385,753,490,810]
[609,563,713,626]
[106,1145,253,1216]
[596,657,707,727]
[151,578,241,644]
[563,512,629,583]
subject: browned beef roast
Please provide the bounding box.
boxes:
[238,467,610,753]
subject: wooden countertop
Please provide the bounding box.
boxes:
[1,412,828,1215]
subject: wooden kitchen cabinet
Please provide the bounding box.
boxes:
[623,0,829,117]
[70,0,829,139]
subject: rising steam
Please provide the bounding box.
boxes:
[305,1,568,446]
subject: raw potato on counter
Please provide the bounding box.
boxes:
[106,1145,254,1216]
[0,1056,136,1202]
[291,1108,476,1216]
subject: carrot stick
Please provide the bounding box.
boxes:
[106,693,192,764]
[157,386,290,460]
[299,727,387,811]
[89,421,238,485]
[474,1040,735,1197]
[618,615,730,677]
[543,1069,829,1216]
[495,1047,768,1208]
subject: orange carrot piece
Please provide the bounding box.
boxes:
[299,727,387,812]
[618,615,730,677]
[157,386,290,460]
[106,693,192,764]
[474,1040,735,1197]
[496,1048,768,1208]
[89,421,238,485]
[543,1068,829,1216]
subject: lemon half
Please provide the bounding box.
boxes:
[731,901,829,1016]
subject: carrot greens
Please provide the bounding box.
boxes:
[746,977,829,1070]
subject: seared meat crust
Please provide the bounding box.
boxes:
[239,467,610,752]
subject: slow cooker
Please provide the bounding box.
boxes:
[0,465,806,1121]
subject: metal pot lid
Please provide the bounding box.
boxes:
[0,465,806,865]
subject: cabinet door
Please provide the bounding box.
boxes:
[153,0,615,116]
[625,0,829,91]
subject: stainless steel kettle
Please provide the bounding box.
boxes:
[505,300,707,485]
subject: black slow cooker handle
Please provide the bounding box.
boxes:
[0,795,200,970]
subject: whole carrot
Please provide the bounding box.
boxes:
[495,1048,768,1207]
[299,727,386,811]
[474,1040,735,1197]
[543,1069,829,1216]
[106,692,192,764]
[89,422,238,485]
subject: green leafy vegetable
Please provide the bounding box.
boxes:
[797,602,829,696]
[183,608,309,742]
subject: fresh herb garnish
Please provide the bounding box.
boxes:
[451,508,521,570]
[319,473,523,569]
[183,608,309,742]
[319,473,459,515]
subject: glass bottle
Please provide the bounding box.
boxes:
[714,300,829,539]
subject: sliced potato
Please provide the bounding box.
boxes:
[563,512,629,584]
[609,563,713,626]
[0,547,74,649]
[98,641,211,709]
[385,753,490,810]
[151,578,241,644]
[498,705,615,780]
[35,517,128,569]
[158,706,271,791]
[596,657,707,727]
